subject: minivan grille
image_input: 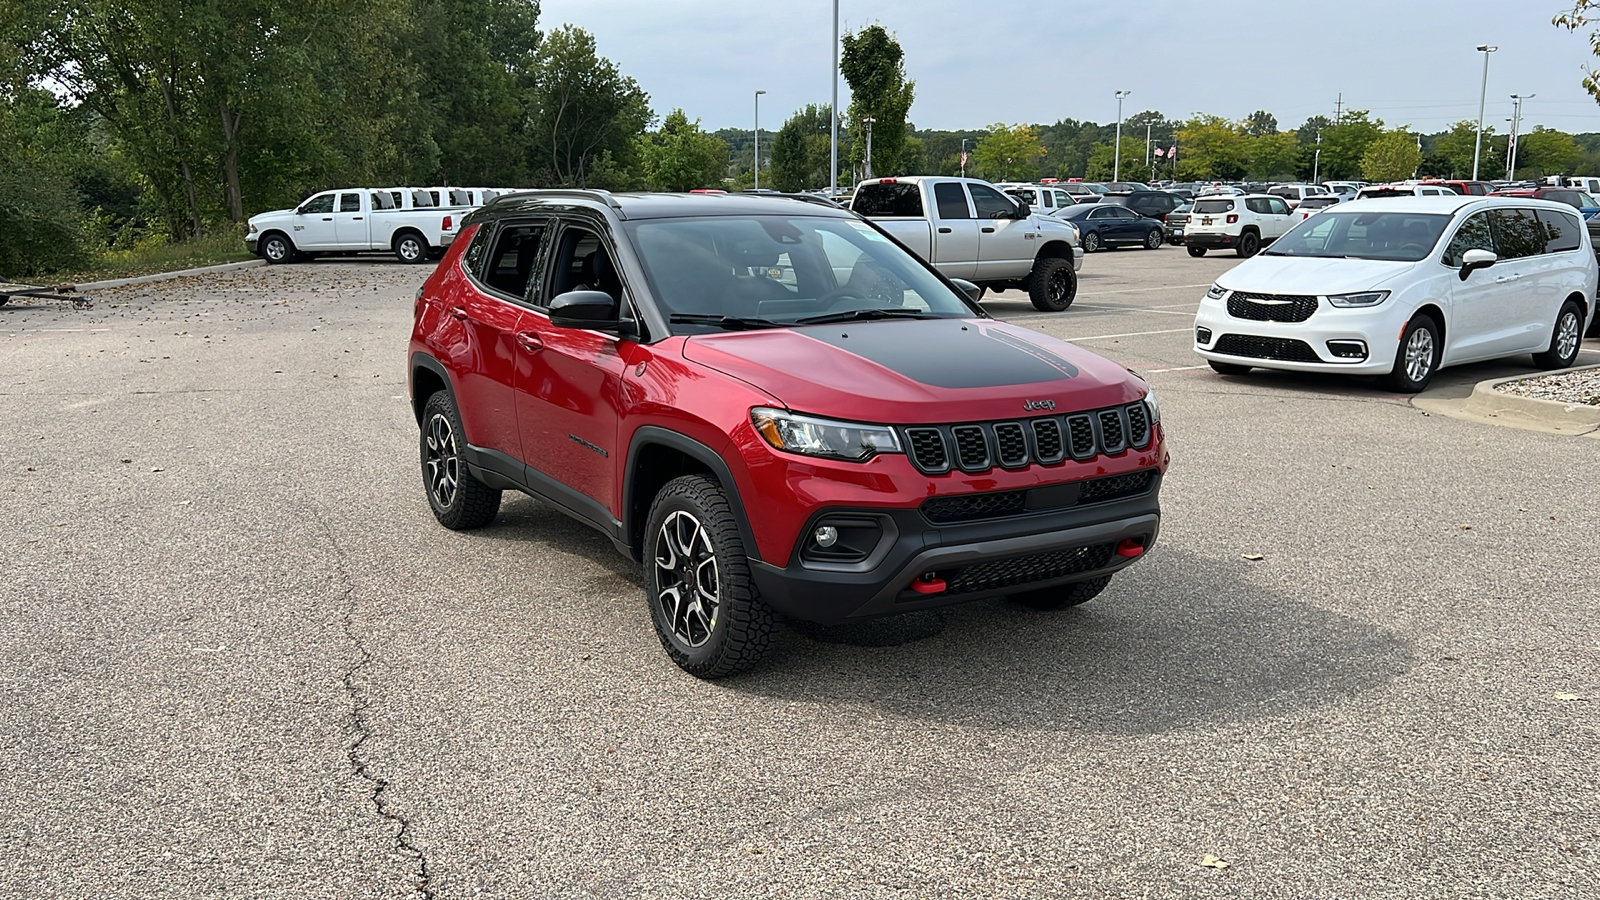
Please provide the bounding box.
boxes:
[1213,334,1322,362]
[899,402,1155,476]
[1227,292,1318,323]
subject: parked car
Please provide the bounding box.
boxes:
[246,187,475,264]
[997,182,1088,217]
[1183,194,1296,257]
[1098,190,1185,222]
[1164,202,1193,245]
[1489,187,1600,219]
[1355,183,1458,200]
[1055,201,1167,252]
[1321,183,1359,202]
[1103,181,1153,193]
[1419,180,1494,196]
[1194,196,1595,391]
[850,177,1084,310]
[410,189,1168,677]
[1292,195,1342,220]
[1267,183,1333,210]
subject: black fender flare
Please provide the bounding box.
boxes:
[408,352,455,425]
[623,426,762,563]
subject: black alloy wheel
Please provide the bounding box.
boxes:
[420,391,501,529]
[1028,256,1077,312]
[1236,231,1261,258]
[1188,245,1207,257]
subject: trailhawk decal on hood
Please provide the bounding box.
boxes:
[800,320,1079,389]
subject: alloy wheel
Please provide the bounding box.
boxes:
[653,510,720,649]
[399,238,422,262]
[424,413,459,509]
[1556,310,1580,361]
[1404,326,1435,384]
[264,239,287,262]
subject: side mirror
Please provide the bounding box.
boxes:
[949,278,983,303]
[1459,248,1497,280]
[549,290,620,330]
[1012,201,1031,218]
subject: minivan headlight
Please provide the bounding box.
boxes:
[1327,290,1390,308]
[1205,284,1227,300]
[751,408,901,461]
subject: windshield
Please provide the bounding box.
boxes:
[1262,211,1452,261]
[623,215,976,333]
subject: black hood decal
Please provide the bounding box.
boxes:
[801,320,1078,389]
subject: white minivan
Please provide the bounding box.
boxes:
[1193,196,1596,391]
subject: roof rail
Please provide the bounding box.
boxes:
[498,188,625,213]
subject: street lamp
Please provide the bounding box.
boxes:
[753,89,766,190]
[1313,130,1322,184]
[1507,93,1533,181]
[830,0,839,197]
[1472,44,1497,180]
[1114,90,1131,182]
[862,116,875,180]
[961,138,970,178]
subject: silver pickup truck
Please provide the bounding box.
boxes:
[850,176,1085,311]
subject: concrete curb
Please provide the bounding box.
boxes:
[75,258,265,292]
[1460,364,1600,434]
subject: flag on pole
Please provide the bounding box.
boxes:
[1154,147,1165,158]
[960,152,968,165]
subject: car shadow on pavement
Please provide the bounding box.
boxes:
[734,546,1413,736]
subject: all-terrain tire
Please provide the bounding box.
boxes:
[643,475,773,679]
[1027,256,1078,312]
[420,391,501,530]
[1009,576,1112,610]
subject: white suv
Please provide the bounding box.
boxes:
[1193,196,1595,392]
[1184,194,1296,258]
[1268,183,1332,209]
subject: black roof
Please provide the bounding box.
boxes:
[475,189,855,222]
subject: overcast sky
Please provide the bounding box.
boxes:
[537,0,1600,135]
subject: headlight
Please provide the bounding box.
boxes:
[1327,290,1390,308]
[1205,283,1227,300]
[750,408,901,461]
[1143,390,1160,424]
[247,224,258,234]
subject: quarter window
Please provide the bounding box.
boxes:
[1536,209,1582,253]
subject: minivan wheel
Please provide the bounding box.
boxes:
[394,231,429,264]
[1010,576,1111,610]
[420,391,501,529]
[1081,231,1101,253]
[1027,256,1077,312]
[1188,245,1207,257]
[1532,301,1583,369]
[643,475,773,679]
[1236,231,1260,258]
[1382,314,1441,393]
[1143,229,1163,250]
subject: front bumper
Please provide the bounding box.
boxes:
[1072,245,1085,272]
[749,476,1162,623]
[1193,294,1408,374]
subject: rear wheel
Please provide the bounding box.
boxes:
[1382,314,1441,393]
[1081,231,1101,253]
[1143,228,1163,250]
[1532,301,1583,369]
[1010,576,1111,610]
[394,231,429,264]
[1208,360,1252,376]
[1236,231,1261,258]
[1188,245,1207,257]
[1027,256,1077,312]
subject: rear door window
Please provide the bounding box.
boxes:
[933,182,972,219]
[1536,209,1582,253]
[1489,208,1548,259]
[338,193,362,212]
[853,183,924,217]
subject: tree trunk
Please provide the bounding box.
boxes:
[157,68,203,238]
[219,101,244,222]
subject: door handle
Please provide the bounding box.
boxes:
[351,216,363,220]
[981,227,996,233]
[937,227,952,233]
[322,217,333,221]
[1494,274,1518,283]
[449,307,469,321]
[516,331,544,352]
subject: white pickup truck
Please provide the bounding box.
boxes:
[849,176,1085,311]
[245,187,504,264]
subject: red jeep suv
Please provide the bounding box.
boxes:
[409,190,1168,677]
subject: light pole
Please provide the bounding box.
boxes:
[830,0,839,196]
[960,138,969,178]
[1113,90,1131,182]
[1507,93,1533,181]
[753,89,766,190]
[1145,123,1152,167]
[1472,44,1497,180]
[862,116,875,180]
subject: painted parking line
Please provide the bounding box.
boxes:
[1141,364,1210,373]
[1077,283,1213,297]
[1062,327,1194,341]
[1071,305,1197,316]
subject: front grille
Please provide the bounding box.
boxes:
[920,469,1159,524]
[900,403,1154,475]
[944,542,1118,595]
[1213,334,1322,363]
[1227,292,1318,323]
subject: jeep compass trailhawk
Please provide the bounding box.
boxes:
[409,190,1168,678]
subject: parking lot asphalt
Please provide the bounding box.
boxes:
[2,248,1597,899]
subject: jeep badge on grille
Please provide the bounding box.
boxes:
[1023,399,1056,411]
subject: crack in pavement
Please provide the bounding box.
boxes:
[312,507,435,899]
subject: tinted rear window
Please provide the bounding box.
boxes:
[1537,208,1582,253]
[853,183,924,217]
[933,182,971,219]
[1193,199,1234,213]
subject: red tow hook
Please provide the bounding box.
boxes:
[1116,538,1146,558]
[910,572,947,594]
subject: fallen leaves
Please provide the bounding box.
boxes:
[1241,553,1264,562]
[1199,854,1230,869]
[1553,692,1588,702]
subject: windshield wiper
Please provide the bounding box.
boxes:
[793,308,943,326]
[668,313,786,331]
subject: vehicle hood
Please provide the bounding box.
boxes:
[1032,216,1081,243]
[248,208,295,224]
[681,318,1144,423]
[1219,255,1420,295]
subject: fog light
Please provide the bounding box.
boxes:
[1196,326,1213,344]
[813,525,839,548]
[1326,339,1368,360]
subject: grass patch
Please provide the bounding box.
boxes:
[44,230,255,285]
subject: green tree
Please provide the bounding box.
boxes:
[769,104,833,191]
[1244,110,1278,136]
[840,24,915,177]
[1320,111,1384,180]
[972,123,1044,182]
[1429,120,1493,179]
[1361,129,1423,181]
[1243,131,1300,179]
[526,25,651,187]
[1174,115,1246,180]
[1515,126,1583,178]
[636,109,729,191]
[1084,140,1152,183]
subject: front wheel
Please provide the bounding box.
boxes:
[394,231,430,264]
[1027,256,1077,312]
[1382,314,1441,393]
[1143,229,1163,250]
[1236,231,1260,258]
[1532,300,1583,369]
[644,475,773,679]
[1010,576,1111,610]
[260,233,295,264]
[1188,245,1207,258]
